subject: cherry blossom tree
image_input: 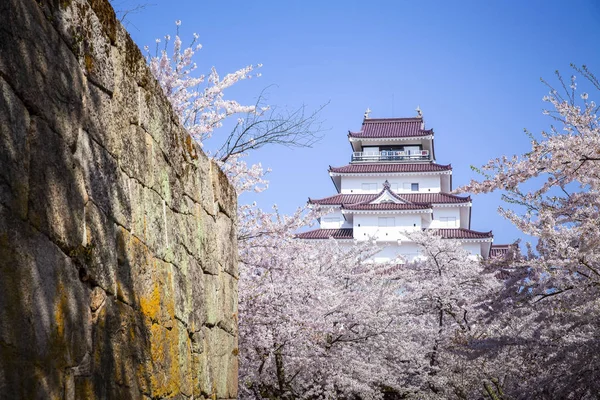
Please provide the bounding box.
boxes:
[237,207,402,398]
[456,65,600,399]
[393,231,500,399]
[237,219,496,399]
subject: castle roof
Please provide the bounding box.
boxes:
[342,203,431,211]
[430,228,493,239]
[329,163,452,174]
[348,117,433,139]
[297,228,492,240]
[309,192,470,206]
[295,228,354,240]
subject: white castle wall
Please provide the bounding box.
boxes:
[427,207,461,229]
[353,214,422,241]
[320,210,352,229]
[340,175,442,194]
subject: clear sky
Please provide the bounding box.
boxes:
[119,0,600,245]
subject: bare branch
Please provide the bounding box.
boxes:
[215,88,328,162]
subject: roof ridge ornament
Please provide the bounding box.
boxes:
[415,105,422,118]
[364,107,372,119]
[382,180,391,190]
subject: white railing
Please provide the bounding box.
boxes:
[352,150,430,162]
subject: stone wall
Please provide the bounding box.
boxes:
[0,0,238,398]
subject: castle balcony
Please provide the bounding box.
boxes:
[351,150,431,163]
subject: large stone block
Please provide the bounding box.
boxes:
[138,85,175,157]
[121,125,155,189]
[176,320,194,398]
[143,187,169,260]
[81,200,118,295]
[181,147,215,215]
[112,19,151,88]
[82,80,124,160]
[115,226,151,308]
[199,208,220,276]
[147,322,181,398]
[90,295,151,399]
[204,272,238,336]
[217,212,239,278]
[0,0,85,148]
[211,159,237,219]
[128,177,148,243]
[0,76,31,220]
[74,128,132,230]
[169,245,195,327]
[169,201,208,267]
[27,117,86,252]
[150,139,173,206]
[134,257,176,329]
[44,0,115,93]
[202,327,239,399]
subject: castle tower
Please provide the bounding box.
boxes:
[297,113,494,262]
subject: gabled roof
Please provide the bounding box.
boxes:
[310,181,432,212]
[309,192,471,206]
[329,163,452,174]
[296,228,354,240]
[432,228,493,239]
[348,117,433,139]
[338,181,431,211]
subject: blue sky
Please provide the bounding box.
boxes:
[119,0,600,245]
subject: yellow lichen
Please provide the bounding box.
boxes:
[139,282,161,321]
[54,283,69,339]
[148,323,182,397]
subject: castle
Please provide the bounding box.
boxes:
[298,110,496,262]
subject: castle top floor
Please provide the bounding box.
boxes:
[349,116,436,163]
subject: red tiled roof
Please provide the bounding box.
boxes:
[329,163,452,174]
[310,193,374,205]
[297,228,492,240]
[309,192,470,205]
[432,228,493,239]
[402,193,469,203]
[348,118,433,139]
[342,203,430,211]
[296,228,354,240]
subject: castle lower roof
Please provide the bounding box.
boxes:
[295,228,354,240]
[309,192,470,205]
[342,203,431,211]
[296,228,492,240]
[431,228,493,239]
[329,163,452,174]
[348,118,433,139]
